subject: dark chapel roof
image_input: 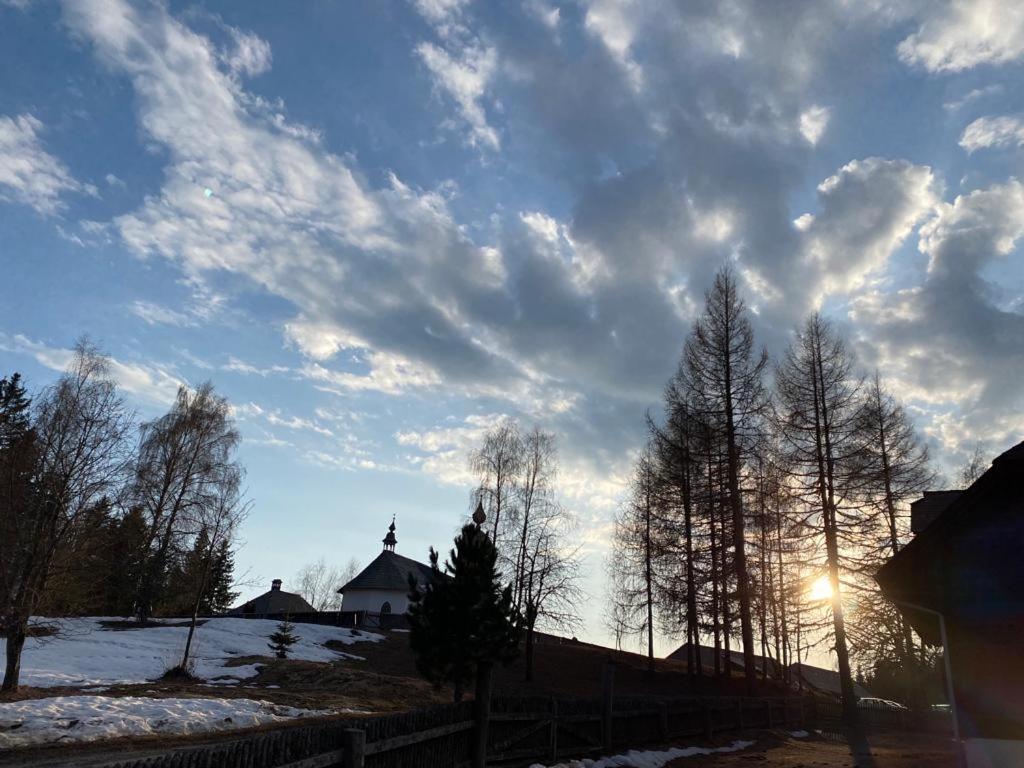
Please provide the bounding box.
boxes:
[338,550,436,594]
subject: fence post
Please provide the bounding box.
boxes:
[658,702,669,740]
[703,702,713,741]
[474,662,494,768]
[601,661,615,751]
[766,699,773,729]
[736,698,744,732]
[343,729,365,768]
[549,697,559,762]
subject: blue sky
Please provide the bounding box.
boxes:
[1,0,1023,655]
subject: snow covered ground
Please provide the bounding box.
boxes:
[528,740,755,768]
[0,695,326,748]
[0,617,381,688]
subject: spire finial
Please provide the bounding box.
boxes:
[383,516,398,551]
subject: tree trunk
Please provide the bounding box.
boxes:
[643,471,654,673]
[525,617,536,682]
[2,621,26,692]
[811,334,858,727]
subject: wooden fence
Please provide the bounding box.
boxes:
[82,693,812,768]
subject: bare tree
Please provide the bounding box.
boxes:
[1,342,133,691]
[469,420,522,553]
[610,444,659,670]
[957,443,987,487]
[132,382,241,621]
[179,477,248,673]
[681,267,769,693]
[295,556,360,612]
[775,313,862,724]
[468,422,581,681]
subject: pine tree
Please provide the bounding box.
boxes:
[407,520,520,702]
[268,618,300,659]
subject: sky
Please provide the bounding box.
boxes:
[1,0,1023,659]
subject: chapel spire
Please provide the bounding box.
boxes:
[382,516,397,552]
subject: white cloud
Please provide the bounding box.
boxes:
[898,0,1024,72]
[801,157,939,300]
[129,300,195,327]
[411,0,470,26]
[524,0,560,30]
[416,41,500,149]
[223,27,272,77]
[799,105,830,145]
[959,114,1024,153]
[583,0,643,90]
[0,114,95,215]
[0,332,183,405]
[918,180,1024,273]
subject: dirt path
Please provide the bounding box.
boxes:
[665,732,955,767]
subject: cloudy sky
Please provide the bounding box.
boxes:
[1,0,1023,652]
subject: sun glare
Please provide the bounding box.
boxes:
[809,575,833,602]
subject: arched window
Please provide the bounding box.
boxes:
[380,601,392,615]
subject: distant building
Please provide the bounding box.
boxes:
[877,439,1024,768]
[668,642,782,679]
[227,579,315,617]
[789,661,871,700]
[667,642,870,699]
[337,518,435,628]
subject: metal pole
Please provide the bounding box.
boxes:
[892,600,962,766]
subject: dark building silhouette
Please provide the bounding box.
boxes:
[877,440,1024,767]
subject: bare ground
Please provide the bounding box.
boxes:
[664,731,956,768]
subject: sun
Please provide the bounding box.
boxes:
[809,575,834,602]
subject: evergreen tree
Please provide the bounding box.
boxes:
[268,618,300,659]
[206,538,238,614]
[407,520,520,702]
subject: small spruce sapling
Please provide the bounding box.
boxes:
[268,618,300,659]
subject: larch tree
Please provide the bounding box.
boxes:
[775,313,862,725]
[846,372,934,701]
[682,267,769,693]
[610,444,660,670]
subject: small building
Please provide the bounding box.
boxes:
[877,439,1024,767]
[227,578,315,617]
[790,661,871,700]
[668,642,783,679]
[337,518,435,628]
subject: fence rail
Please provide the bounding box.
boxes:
[64,686,946,768]
[83,695,807,768]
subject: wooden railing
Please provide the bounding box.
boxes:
[84,693,811,768]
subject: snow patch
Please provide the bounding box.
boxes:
[790,729,810,738]
[0,617,382,688]
[528,739,756,767]
[0,695,326,748]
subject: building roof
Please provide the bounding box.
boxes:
[910,490,962,534]
[667,642,782,676]
[876,439,1024,642]
[790,662,871,699]
[227,580,315,615]
[338,550,436,594]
